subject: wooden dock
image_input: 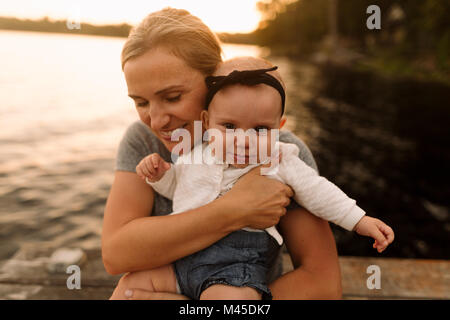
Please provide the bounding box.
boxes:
[0,243,448,300]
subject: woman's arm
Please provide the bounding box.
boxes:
[102,168,292,275]
[102,171,233,274]
[269,207,342,299]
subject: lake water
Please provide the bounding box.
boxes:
[0,30,448,260]
[0,30,267,259]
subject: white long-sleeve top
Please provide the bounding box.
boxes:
[147,142,366,245]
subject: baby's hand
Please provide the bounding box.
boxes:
[136,153,171,183]
[354,216,394,253]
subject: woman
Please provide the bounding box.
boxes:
[102,8,342,300]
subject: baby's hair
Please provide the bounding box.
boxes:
[214,56,286,91]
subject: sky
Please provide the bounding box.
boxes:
[0,0,263,33]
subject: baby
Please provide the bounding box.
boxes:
[136,57,394,300]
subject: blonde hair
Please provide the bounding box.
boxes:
[214,56,286,90]
[121,8,223,75]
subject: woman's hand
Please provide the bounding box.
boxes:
[122,288,190,300]
[103,162,292,275]
[220,165,294,230]
[110,268,190,300]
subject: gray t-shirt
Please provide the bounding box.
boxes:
[115,120,319,282]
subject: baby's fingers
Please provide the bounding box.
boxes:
[146,157,159,176]
[154,160,170,177]
[380,224,395,244]
[151,154,160,169]
[370,228,388,252]
[157,157,171,171]
[137,161,152,178]
[136,165,146,180]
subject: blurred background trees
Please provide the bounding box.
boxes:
[0,16,131,38]
[248,0,449,80]
[2,1,447,79]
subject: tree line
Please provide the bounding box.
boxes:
[0,16,131,38]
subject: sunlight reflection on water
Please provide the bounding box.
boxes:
[0,31,266,254]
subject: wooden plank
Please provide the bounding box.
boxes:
[0,243,449,300]
[0,243,121,288]
[282,254,450,299]
[339,256,450,299]
[0,283,113,300]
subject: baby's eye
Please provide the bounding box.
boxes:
[255,126,269,135]
[223,123,235,130]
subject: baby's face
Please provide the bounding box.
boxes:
[202,84,284,168]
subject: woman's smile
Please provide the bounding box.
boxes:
[124,47,208,151]
[159,123,189,141]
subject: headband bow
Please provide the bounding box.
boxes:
[205,66,285,114]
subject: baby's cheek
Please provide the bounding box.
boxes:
[256,136,273,161]
[224,134,235,152]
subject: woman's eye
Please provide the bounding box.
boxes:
[166,94,181,102]
[223,123,235,129]
[136,101,148,107]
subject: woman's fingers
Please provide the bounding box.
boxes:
[124,288,152,300]
[283,185,294,198]
[228,170,295,229]
[125,288,190,300]
[282,196,291,207]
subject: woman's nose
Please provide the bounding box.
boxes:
[148,103,170,130]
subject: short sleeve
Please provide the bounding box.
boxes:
[115,121,172,172]
[115,121,174,216]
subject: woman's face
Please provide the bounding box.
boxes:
[123,46,208,152]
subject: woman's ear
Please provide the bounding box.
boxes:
[201,110,209,129]
[279,116,287,129]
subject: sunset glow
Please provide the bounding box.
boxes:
[0,0,262,33]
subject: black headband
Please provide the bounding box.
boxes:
[204,66,285,115]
